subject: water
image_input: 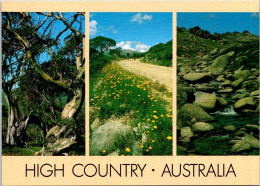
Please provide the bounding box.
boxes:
[181,107,259,155]
[211,105,238,116]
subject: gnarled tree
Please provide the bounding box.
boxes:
[2,12,85,155]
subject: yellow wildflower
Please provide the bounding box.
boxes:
[167,136,172,140]
[125,147,131,152]
[102,149,106,153]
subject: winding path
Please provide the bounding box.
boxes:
[117,59,173,91]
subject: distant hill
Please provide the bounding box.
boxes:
[142,40,172,67]
[104,49,143,58]
[177,26,259,70]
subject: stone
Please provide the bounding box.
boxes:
[216,75,224,81]
[232,78,244,87]
[90,121,133,155]
[193,92,217,111]
[209,51,234,75]
[108,149,120,156]
[231,141,251,153]
[179,104,214,125]
[242,134,259,149]
[192,122,214,132]
[245,124,259,132]
[236,89,247,94]
[242,80,259,90]
[250,90,259,97]
[217,97,228,106]
[232,69,250,80]
[183,72,212,83]
[223,125,237,132]
[218,88,233,93]
[221,80,232,87]
[180,127,194,142]
[234,97,256,111]
[91,118,101,132]
[232,94,247,100]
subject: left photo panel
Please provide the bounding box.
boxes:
[2,12,85,156]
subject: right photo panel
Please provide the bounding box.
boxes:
[177,13,259,155]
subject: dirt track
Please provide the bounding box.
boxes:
[118,59,172,91]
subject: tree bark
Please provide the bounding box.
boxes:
[5,91,30,146]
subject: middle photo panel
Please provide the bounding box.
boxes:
[89,12,173,156]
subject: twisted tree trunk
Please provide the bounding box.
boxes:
[5,91,30,146]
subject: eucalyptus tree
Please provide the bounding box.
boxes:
[2,12,85,155]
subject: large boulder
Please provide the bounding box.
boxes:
[90,121,134,155]
[232,67,250,80]
[231,141,251,153]
[183,72,212,83]
[209,51,234,75]
[180,127,194,142]
[234,97,257,111]
[179,104,214,126]
[192,122,214,132]
[193,92,217,111]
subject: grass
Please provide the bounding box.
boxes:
[2,144,42,156]
[90,63,172,156]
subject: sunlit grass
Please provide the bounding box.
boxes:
[90,64,172,156]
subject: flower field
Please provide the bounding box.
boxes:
[90,64,173,156]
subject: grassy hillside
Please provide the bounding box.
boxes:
[142,40,172,67]
[177,26,259,70]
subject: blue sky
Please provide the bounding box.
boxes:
[178,12,259,36]
[90,12,172,52]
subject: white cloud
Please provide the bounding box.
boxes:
[130,13,152,24]
[89,20,98,35]
[135,43,150,52]
[115,41,150,52]
[252,12,259,18]
[106,25,117,34]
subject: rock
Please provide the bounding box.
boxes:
[223,125,237,132]
[242,134,259,149]
[180,127,194,142]
[232,68,250,80]
[236,89,247,94]
[183,72,212,83]
[234,97,256,111]
[232,78,244,87]
[91,118,101,132]
[210,48,219,55]
[245,124,259,132]
[179,104,214,125]
[232,94,247,100]
[107,149,120,156]
[90,121,134,155]
[231,141,251,153]
[253,70,259,76]
[209,51,234,75]
[218,88,233,93]
[191,118,196,123]
[193,92,217,111]
[217,75,224,81]
[242,80,259,90]
[234,131,246,137]
[248,75,257,80]
[217,97,228,106]
[192,122,214,132]
[221,80,232,87]
[250,90,259,97]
